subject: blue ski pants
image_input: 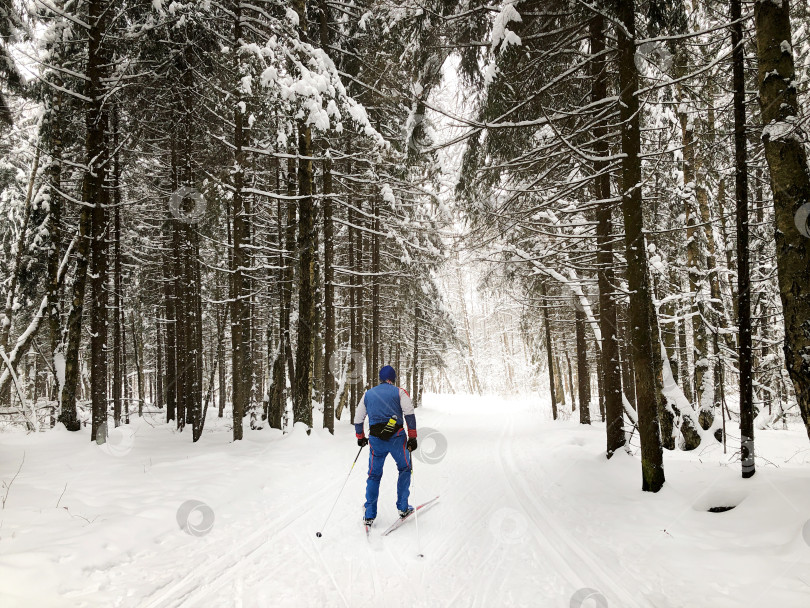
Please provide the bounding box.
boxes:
[364,431,411,519]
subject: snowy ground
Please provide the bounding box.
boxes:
[1,393,810,607]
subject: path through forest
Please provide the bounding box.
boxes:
[2,394,810,607]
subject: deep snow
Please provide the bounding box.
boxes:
[1,394,809,607]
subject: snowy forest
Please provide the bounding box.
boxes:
[2,0,810,606]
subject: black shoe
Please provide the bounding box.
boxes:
[363,517,375,526]
[398,506,414,519]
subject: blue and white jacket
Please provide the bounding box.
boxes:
[353,382,417,440]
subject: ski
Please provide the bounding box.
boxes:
[364,519,386,552]
[382,496,440,536]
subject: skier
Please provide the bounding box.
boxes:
[354,365,418,526]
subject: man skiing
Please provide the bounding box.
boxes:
[354,365,417,526]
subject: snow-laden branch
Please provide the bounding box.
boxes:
[659,344,720,448]
[0,237,76,396]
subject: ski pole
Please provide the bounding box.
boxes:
[412,456,424,558]
[316,444,365,538]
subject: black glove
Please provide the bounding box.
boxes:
[357,436,369,447]
[406,437,417,452]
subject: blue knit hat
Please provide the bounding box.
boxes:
[379,365,396,383]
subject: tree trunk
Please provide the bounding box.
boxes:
[284,156,297,408]
[654,279,675,451]
[60,0,108,433]
[412,305,420,407]
[676,47,712,428]
[596,358,606,423]
[371,195,380,379]
[111,102,123,428]
[347,152,358,421]
[575,307,591,424]
[591,11,623,453]
[189,226,204,438]
[753,0,810,442]
[293,0,315,427]
[734,0,753,475]
[121,305,129,424]
[163,237,177,423]
[46,87,63,391]
[230,1,247,440]
[323,155,335,433]
[540,282,558,420]
[294,122,315,427]
[553,354,565,408]
[155,314,163,411]
[619,313,636,410]
[395,304,401,378]
[292,0,315,427]
[268,163,285,429]
[676,294,693,402]
[564,349,574,412]
[243,183,255,430]
[617,0,665,491]
[90,99,110,440]
[218,303,228,419]
[458,266,482,394]
[356,203,366,392]
[130,313,144,417]
[363,209,373,391]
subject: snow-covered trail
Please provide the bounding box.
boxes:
[132,396,644,608]
[138,396,636,608]
[2,393,810,607]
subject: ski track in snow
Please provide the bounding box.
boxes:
[132,403,796,607]
[140,475,335,608]
[499,414,646,607]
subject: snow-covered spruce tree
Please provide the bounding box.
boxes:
[291,0,316,430]
[23,0,117,436]
[753,0,810,442]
